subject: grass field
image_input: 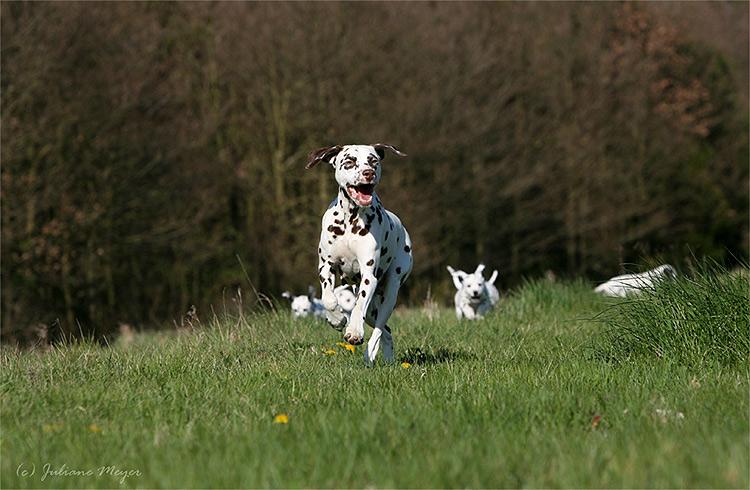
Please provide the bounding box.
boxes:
[1,271,748,488]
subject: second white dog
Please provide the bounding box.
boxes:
[594,264,677,297]
[446,264,499,320]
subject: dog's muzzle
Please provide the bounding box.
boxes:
[346,183,376,207]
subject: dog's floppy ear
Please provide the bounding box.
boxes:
[447,266,466,290]
[306,145,343,169]
[372,143,406,160]
[475,264,486,276]
[488,270,498,285]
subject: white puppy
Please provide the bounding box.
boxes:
[594,264,677,297]
[333,284,357,316]
[446,264,499,320]
[281,286,326,318]
[282,285,357,319]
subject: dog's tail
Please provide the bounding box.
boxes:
[488,270,498,285]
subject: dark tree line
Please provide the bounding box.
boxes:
[2,2,747,342]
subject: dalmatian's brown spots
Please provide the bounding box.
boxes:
[334,218,344,225]
[396,267,402,274]
[396,236,400,243]
[358,228,368,236]
[352,224,361,234]
[384,231,389,241]
[364,278,370,285]
[361,290,366,298]
[319,275,324,284]
[367,259,374,266]
[327,225,344,236]
[333,211,339,216]
[404,245,411,252]
[328,240,333,245]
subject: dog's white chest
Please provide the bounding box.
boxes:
[334,241,361,277]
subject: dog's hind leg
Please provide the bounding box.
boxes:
[364,325,393,366]
[380,325,394,364]
[368,272,405,364]
[364,327,382,367]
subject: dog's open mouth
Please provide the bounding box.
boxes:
[347,183,375,206]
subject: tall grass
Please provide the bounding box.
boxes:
[600,265,749,368]
[1,275,747,488]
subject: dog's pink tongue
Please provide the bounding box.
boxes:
[357,193,372,205]
[349,186,373,205]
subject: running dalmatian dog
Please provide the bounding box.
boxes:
[306,143,413,365]
[446,264,499,320]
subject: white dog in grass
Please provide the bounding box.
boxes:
[594,264,677,297]
[333,285,357,316]
[281,286,325,318]
[446,264,499,320]
[282,285,357,319]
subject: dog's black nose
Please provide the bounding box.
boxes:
[361,169,375,181]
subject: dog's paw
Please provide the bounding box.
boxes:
[343,326,365,345]
[343,332,364,345]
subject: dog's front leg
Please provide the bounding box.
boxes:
[319,259,345,330]
[344,250,379,345]
[460,303,477,320]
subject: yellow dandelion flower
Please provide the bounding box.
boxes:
[337,342,356,353]
[42,422,63,433]
[401,362,412,369]
[87,423,102,433]
[323,349,336,356]
[273,414,289,424]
